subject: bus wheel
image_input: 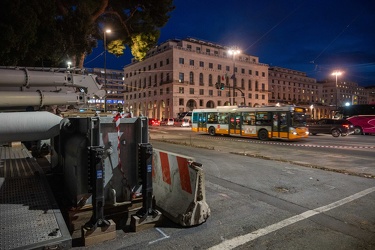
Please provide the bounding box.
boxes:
[208,126,216,136]
[258,129,269,141]
[353,126,363,135]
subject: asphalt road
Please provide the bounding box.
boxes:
[78,127,375,250]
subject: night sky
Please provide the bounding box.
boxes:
[84,0,375,87]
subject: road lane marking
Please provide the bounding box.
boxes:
[149,228,170,245]
[209,186,375,250]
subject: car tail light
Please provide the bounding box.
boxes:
[343,124,349,128]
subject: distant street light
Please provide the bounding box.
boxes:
[228,48,241,105]
[104,29,111,112]
[67,61,72,69]
[331,71,343,110]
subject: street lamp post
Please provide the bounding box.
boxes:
[331,71,342,110]
[228,48,240,105]
[104,29,111,112]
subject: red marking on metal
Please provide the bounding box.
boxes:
[177,156,192,194]
[160,152,171,185]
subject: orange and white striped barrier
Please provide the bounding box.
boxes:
[152,149,210,226]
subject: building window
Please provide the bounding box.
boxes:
[179,72,184,83]
[255,94,259,99]
[189,88,194,94]
[199,73,204,85]
[199,89,204,95]
[199,61,204,67]
[241,79,245,89]
[190,59,194,66]
[209,74,213,86]
[189,72,194,84]
[206,48,210,53]
[166,87,170,94]
[166,58,170,65]
[179,58,184,64]
[241,68,245,74]
[179,98,184,105]
[209,63,213,69]
[249,70,252,75]
[209,90,213,96]
[226,66,230,71]
[218,64,222,70]
[262,72,265,77]
[256,71,259,76]
[179,87,184,94]
[196,47,201,52]
[199,100,203,106]
[160,61,163,67]
[187,44,192,49]
[160,89,163,95]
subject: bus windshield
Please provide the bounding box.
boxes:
[292,112,307,127]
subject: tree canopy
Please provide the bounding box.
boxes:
[0,0,175,68]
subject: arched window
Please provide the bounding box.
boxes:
[189,72,194,84]
[199,73,204,86]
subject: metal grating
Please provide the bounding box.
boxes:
[0,145,37,178]
[0,145,71,250]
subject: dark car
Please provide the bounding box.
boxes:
[148,118,160,126]
[307,119,354,137]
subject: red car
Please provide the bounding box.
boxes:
[148,118,160,126]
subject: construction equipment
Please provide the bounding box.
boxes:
[0,67,210,249]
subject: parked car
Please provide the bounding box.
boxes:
[148,118,160,126]
[160,118,174,126]
[307,119,354,137]
[181,118,191,127]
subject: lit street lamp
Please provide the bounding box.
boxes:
[331,71,343,110]
[67,61,72,69]
[228,48,240,105]
[104,29,111,112]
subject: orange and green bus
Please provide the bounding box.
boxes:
[191,105,309,140]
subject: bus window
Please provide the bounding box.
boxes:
[280,112,288,132]
[218,113,229,124]
[207,112,218,124]
[242,112,256,125]
[256,112,272,125]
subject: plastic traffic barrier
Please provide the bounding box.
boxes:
[152,149,210,226]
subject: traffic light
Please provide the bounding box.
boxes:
[220,83,225,90]
[352,95,358,105]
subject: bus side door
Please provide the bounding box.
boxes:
[197,113,206,132]
[229,112,241,135]
[272,111,289,138]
